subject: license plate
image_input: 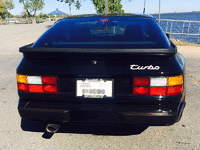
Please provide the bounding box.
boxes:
[76,79,113,98]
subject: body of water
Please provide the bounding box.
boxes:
[152,12,200,44]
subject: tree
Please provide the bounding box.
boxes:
[36,12,48,20]
[0,0,15,19]
[21,10,27,19]
[63,0,81,10]
[42,13,48,19]
[7,11,13,17]
[0,0,6,19]
[19,0,44,24]
[58,0,124,14]
[93,0,124,14]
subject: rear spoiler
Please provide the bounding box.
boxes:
[19,43,177,54]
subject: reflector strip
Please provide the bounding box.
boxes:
[150,77,167,87]
[27,76,42,85]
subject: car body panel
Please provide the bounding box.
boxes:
[17,14,186,126]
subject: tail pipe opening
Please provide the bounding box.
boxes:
[45,124,61,133]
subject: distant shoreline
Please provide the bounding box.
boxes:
[152,11,200,15]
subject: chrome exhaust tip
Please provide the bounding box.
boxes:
[45,124,60,133]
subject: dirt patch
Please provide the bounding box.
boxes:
[171,39,200,47]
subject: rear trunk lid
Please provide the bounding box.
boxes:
[18,43,179,77]
[17,43,183,99]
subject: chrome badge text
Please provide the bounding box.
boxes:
[130,64,160,70]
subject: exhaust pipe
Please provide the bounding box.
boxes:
[45,124,61,133]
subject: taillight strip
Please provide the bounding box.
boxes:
[17,74,58,94]
[133,75,183,96]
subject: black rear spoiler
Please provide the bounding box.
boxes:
[19,43,177,54]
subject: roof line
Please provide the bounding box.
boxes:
[63,13,153,19]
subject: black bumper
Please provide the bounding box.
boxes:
[18,107,71,122]
[18,101,185,126]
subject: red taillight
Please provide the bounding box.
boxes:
[29,85,44,93]
[133,78,150,95]
[17,75,58,94]
[149,87,166,96]
[133,76,183,96]
[133,78,150,86]
[167,85,183,95]
[133,87,149,95]
[42,77,57,85]
[43,85,58,94]
[17,83,29,92]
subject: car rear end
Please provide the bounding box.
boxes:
[17,14,186,126]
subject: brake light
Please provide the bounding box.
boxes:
[29,85,44,93]
[149,87,166,96]
[42,77,57,85]
[17,83,29,92]
[133,75,183,96]
[133,78,149,86]
[167,85,183,95]
[133,87,149,95]
[43,85,58,94]
[17,74,58,94]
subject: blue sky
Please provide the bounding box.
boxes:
[9,0,200,15]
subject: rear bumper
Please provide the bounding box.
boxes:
[18,107,71,122]
[18,101,186,126]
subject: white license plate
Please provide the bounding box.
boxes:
[76,79,113,98]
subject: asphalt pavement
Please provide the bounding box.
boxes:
[0,22,199,150]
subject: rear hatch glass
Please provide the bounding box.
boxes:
[33,16,171,49]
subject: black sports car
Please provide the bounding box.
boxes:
[17,14,186,133]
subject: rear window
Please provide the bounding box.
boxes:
[33,16,171,49]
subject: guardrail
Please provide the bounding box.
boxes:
[2,20,47,25]
[159,19,200,36]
